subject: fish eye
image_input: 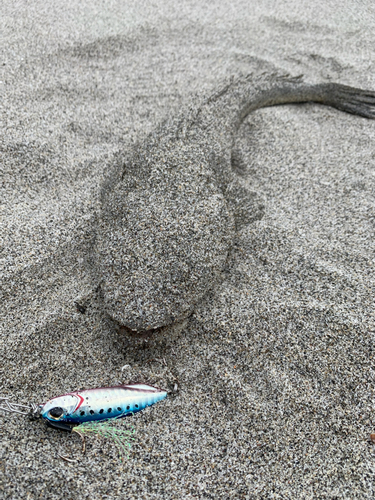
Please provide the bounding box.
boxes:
[48,407,64,420]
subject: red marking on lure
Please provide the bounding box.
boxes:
[72,393,85,413]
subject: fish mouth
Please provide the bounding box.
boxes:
[116,318,188,341]
[117,324,160,339]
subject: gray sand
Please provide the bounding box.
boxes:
[1,1,375,498]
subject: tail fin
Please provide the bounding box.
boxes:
[239,78,375,121]
[316,83,375,119]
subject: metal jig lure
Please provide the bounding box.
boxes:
[0,384,167,432]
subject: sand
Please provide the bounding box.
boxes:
[1,0,375,498]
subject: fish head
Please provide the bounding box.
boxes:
[40,394,80,424]
[96,144,234,332]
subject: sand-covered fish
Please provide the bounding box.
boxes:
[95,73,375,332]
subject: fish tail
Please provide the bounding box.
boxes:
[239,76,375,122]
[312,83,375,119]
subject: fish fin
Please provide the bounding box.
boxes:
[318,83,375,119]
[225,179,265,230]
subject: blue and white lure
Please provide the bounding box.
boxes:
[41,384,167,431]
[0,383,167,432]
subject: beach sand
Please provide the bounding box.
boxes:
[1,1,375,498]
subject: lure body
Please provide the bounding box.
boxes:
[40,384,167,427]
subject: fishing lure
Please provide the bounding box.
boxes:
[0,383,167,431]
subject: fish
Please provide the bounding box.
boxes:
[95,73,375,333]
[40,384,167,431]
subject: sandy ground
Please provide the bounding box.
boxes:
[1,1,375,498]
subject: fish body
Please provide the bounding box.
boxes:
[40,384,167,427]
[96,73,375,332]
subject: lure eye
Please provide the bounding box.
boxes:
[48,407,64,420]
